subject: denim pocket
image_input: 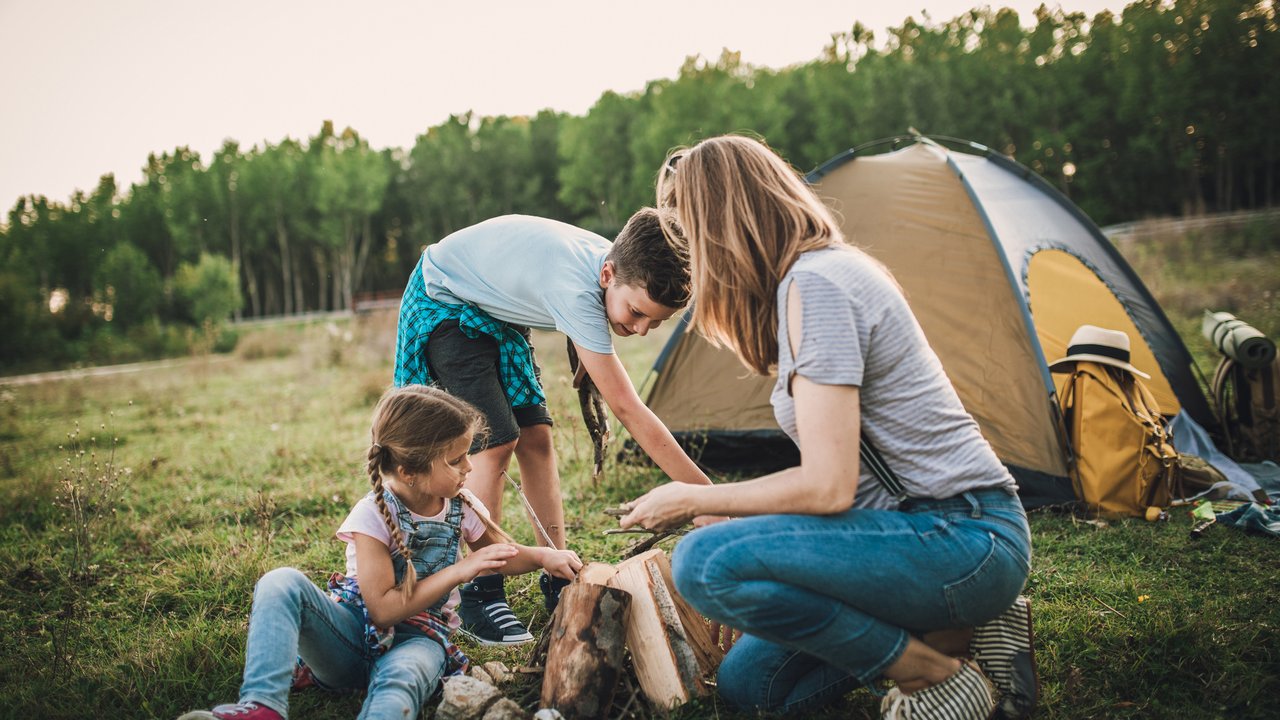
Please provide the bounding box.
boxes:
[409,536,453,574]
[942,531,1010,627]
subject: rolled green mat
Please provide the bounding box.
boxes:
[1202,310,1276,368]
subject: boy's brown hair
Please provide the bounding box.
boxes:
[606,207,691,309]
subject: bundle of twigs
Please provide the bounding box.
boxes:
[567,339,610,482]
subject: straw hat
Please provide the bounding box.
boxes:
[1048,325,1151,378]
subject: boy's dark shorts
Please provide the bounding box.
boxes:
[425,320,552,453]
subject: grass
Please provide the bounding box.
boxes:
[2,223,1279,720]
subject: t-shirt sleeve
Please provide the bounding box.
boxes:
[336,497,393,548]
[458,489,492,544]
[546,289,614,355]
[788,272,866,388]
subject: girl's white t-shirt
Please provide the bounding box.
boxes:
[336,488,491,629]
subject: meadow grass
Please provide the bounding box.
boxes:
[3,225,1279,719]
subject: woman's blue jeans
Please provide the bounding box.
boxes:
[237,567,446,720]
[672,487,1031,715]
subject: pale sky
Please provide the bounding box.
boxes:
[0,0,1131,214]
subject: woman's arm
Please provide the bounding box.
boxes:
[620,282,863,530]
[572,343,712,486]
[619,378,862,530]
[354,533,517,628]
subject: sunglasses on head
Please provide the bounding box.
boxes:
[664,153,682,175]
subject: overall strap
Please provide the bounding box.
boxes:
[381,489,415,528]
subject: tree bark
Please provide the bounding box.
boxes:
[276,212,293,316]
[540,581,631,720]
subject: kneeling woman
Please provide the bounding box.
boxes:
[621,135,1035,720]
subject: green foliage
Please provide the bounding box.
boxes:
[0,269,59,368]
[174,253,243,325]
[94,242,163,328]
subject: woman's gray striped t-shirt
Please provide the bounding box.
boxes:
[771,246,1016,509]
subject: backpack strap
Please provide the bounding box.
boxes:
[861,435,909,503]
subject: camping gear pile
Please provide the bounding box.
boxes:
[1205,311,1280,463]
[637,133,1276,519]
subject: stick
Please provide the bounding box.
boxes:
[504,471,557,548]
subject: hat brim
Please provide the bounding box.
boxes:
[1048,353,1151,379]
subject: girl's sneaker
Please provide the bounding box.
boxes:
[969,596,1039,720]
[880,661,994,720]
[457,574,533,645]
[177,701,283,720]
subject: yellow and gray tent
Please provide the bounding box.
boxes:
[642,135,1218,507]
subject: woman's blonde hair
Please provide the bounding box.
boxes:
[366,385,512,598]
[657,135,844,375]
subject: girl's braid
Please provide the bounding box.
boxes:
[456,489,516,545]
[369,445,417,597]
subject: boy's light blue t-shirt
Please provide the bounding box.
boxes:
[420,215,615,355]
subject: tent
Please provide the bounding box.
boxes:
[642,135,1219,507]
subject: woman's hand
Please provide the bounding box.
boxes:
[540,548,584,581]
[455,543,519,583]
[620,482,700,532]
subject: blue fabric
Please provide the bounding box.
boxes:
[1216,502,1280,537]
[394,263,544,409]
[671,488,1031,714]
[1239,461,1280,502]
[238,567,447,720]
[1170,411,1264,500]
[321,493,470,675]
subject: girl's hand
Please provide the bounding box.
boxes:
[456,543,518,582]
[619,482,698,532]
[541,548,584,581]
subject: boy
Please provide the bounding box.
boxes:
[393,209,712,645]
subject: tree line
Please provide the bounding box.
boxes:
[1,0,1276,370]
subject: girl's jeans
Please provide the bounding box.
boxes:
[672,487,1031,715]
[238,567,446,720]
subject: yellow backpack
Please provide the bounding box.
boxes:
[1057,361,1183,517]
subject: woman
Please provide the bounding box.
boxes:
[620,135,1036,720]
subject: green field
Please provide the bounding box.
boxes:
[3,223,1279,719]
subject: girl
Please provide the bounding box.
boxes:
[620,136,1036,720]
[182,385,582,720]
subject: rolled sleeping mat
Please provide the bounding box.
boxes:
[1202,311,1277,369]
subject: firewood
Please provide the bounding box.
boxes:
[607,549,723,709]
[577,561,619,585]
[540,581,631,720]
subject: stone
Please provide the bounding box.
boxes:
[483,660,511,684]
[469,665,494,685]
[482,697,530,720]
[436,675,503,720]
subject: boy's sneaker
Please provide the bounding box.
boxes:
[457,574,533,645]
[970,596,1039,720]
[177,701,283,720]
[880,661,994,720]
[540,571,572,614]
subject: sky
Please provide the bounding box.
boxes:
[0,0,1131,214]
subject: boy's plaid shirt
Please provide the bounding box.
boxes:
[393,263,544,408]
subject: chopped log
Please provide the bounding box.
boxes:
[607,549,723,709]
[577,561,619,585]
[540,581,632,720]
